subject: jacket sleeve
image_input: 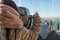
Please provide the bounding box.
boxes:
[16,13,41,40]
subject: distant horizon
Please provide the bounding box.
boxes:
[41,17,60,18]
[41,16,60,18]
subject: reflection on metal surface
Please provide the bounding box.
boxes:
[18,7,30,15]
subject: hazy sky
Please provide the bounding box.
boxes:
[13,0,60,18]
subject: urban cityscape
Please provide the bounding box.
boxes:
[40,17,60,40]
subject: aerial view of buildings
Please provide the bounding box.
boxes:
[40,18,60,40]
